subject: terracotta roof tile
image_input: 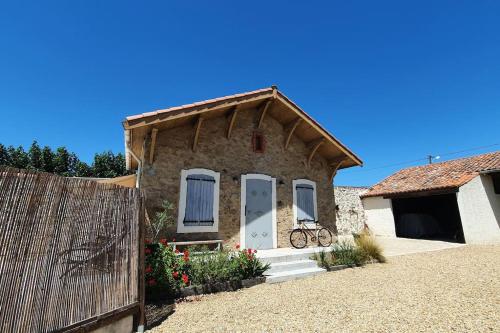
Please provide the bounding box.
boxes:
[361,151,500,198]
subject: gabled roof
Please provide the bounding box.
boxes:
[123,86,362,170]
[361,151,500,198]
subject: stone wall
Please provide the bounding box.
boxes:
[333,186,368,235]
[141,106,336,248]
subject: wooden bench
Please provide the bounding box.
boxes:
[169,240,224,252]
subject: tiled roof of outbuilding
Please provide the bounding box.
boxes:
[361,151,500,198]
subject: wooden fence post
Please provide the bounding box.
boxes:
[134,194,146,332]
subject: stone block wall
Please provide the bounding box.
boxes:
[140,106,336,248]
[333,186,368,235]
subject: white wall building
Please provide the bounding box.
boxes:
[361,152,500,244]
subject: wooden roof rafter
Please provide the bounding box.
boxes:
[307,138,325,167]
[329,157,347,183]
[274,93,362,166]
[123,88,274,130]
[192,116,204,151]
[148,128,158,164]
[256,99,273,129]
[284,118,302,149]
[226,106,239,139]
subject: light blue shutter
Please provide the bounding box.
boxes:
[296,184,315,222]
[184,174,215,226]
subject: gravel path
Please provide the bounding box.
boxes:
[147,245,500,332]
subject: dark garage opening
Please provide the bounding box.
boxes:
[391,193,465,243]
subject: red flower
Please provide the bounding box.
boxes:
[159,238,168,246]
[145,239,151,244]
[235,243,240,249]
[172,238,176,242]
[145,248,152,255]
[147,278,156,286]
[183,250,190,262]
[175,249,180,254]
[253,249,257,254]
[182,273,189,284]
[145,265,153,274]
[172,271,179,279]
[247,249,252,255]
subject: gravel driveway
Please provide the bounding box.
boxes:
[147,245,500,332]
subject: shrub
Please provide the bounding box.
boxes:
[145,239,190,298]
[330,240,367,266]
[312,250,333,269]
[233,248,270,280]
[189,248,239,285]
[148,200,175,242]
[354,230,387,263]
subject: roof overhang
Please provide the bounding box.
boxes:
[380,187,459,199]
[480,168,500,175]
[123,86,363,171]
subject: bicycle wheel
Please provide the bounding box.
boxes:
[290,229,307,249]
[317,228,333,247]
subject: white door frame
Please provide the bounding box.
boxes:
[240,173,277,249]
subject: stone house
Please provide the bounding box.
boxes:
[122,87,362,249]
[361,151,500,244]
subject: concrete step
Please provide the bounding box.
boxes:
[265,267,326,284]
[258,250,323,265]
[266,259,318,274]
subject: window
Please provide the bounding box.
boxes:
[252,132,265,153]
[177,169,220,233]
[292,179,318,227]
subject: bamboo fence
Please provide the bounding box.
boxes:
[0,167,144,332]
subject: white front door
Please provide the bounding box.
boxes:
[240,174,277,249]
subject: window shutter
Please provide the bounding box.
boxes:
[184,174,215,226]
[296,184,315,222]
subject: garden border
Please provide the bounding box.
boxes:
[178,276,266,298]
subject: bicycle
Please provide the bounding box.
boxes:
[289,220,336,249]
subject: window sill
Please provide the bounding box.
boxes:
[176,225,219,233]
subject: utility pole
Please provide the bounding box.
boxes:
[428,155,440,164]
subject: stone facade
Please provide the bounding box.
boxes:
[140,106,336,248]
[333,186,368,235]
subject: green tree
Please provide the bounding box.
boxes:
[74,161,93,177]
[93,151,127,178]
[0,144,10,166]
[53,147,71,176]
[112,152,126,176]
[41,146,55,173]
[67,152,82,176]
[9,145,30,169]
[1,141,129,178]
[28,141,43,170]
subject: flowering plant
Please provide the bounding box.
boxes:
[144,241,269,299]
[233,247,270,280]
[144,239,191,297]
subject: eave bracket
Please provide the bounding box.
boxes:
[192,116,204,151]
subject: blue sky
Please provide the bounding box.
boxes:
[1,1,499,186]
